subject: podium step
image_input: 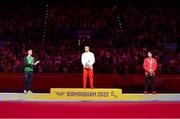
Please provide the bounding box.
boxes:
[50,88,121,100]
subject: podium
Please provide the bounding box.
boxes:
[27,88,123,101]
[50,88,122,100]
[25,88,168,101]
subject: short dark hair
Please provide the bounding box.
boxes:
[147,50,154,57]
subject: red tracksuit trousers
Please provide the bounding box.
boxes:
[83,68,94,89]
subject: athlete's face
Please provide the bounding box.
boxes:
[28,50,33,56]
[148,52,152,58]
[85,46,89,52]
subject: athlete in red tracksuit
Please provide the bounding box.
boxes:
[81,46,95,89]
[143,51,157,94]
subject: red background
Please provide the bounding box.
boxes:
[0,73,180,93]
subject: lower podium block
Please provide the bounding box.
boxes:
[25,88,160,101]
[50,88,122,100]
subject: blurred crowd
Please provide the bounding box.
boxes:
[0,0,180,74]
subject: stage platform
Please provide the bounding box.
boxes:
[0,88,180,101]
[1,88,180,118]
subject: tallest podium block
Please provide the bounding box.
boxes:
[50,88,122,100]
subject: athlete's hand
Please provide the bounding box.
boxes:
[34,60,40,65]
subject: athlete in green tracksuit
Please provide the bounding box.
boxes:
[24,49,39,94]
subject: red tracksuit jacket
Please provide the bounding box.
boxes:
[143,57,157,76]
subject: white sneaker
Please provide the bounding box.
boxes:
[24,90,27,94]
[28,90,33,94]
